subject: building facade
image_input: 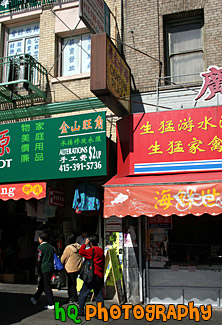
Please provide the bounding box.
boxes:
[0,0,121,285]
[103,0,222,306]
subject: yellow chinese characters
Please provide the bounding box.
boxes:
[22,184,43,196]
[167,141,184,154]
[178,118,195,132]
[198,116,217,130]
[155,190,174,210]
[154,187,221,212]
[140,121,154,134]
[208,136,222,152]
[59,116,104,135]
[148,141,163,155]
[188,138,205,154]
[158,120,175,134]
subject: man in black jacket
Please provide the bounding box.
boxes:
[30,232,55,309]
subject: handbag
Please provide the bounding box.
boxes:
[54,253,64,271]
[80,248,94,284]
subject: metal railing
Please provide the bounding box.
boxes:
[155,72,203,111]
[0,0,73,14]
[0,53,48,103]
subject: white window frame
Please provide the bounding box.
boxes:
[6,22,40,60]
[166,17,204,84]
[61,33,91,77]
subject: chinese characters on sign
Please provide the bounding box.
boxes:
[58,114,105,174]
[154,186,222,213]
[139,114,220,155]
[0,182,46,200]
[0,112,107,183]
[20,121,45,164]
[195,66,222,102]
[104,182,222,218]
[116,107,222,175]
[106,36,131,113]
[8,23,40,60]
[63,34,91,76]
[79,0,105,34]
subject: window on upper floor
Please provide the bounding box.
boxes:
[61,33,91,77]
[7,22,40,60]
[165,17,204,84]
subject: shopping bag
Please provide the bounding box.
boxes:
[80,248,94,284]
[54,253,64,271]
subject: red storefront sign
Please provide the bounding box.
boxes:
[117,106,222,176]
[0,182,46,200]
[104,180,222,218]
[49,187,65,207]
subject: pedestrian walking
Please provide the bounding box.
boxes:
[78,235,105,316]
[61,234,82,303]
[30,232,54,309]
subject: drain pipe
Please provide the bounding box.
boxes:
[138,217,143,303]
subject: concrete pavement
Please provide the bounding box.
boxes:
[1,283,222,324]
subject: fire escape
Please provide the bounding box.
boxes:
[0,54,48,107]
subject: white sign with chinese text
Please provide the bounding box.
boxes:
[79,0,105,34]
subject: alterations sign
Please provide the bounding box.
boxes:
[0,111,107,183]
[79,0,105,34]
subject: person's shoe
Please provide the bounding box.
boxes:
[30,297,37,305]
[44,305,54,310]
[68,298,74,304]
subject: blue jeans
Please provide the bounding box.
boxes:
[78,275,104,314]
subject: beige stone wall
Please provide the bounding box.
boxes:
[0,1,122,139]
[39,9,56,76]
[123,0,222,93]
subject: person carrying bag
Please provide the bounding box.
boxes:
[80,248,94,284]
[78,236,105,316]
[61,234,82,304]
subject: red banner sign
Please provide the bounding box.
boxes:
[0,182,46,200]
[117,106,222,175]
[104,182,222,218]
[49,187,65,207]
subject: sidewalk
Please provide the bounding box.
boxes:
[1,283,222,324]
[0,283,116,324]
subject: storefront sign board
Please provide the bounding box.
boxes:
[0,111,106,183]
[148,215,172,229]
[79,0,105,34]
[104,181,222,217]
[117,106,222,175]
[0,182,46,200]
[91,33,131,116]
[49,187,65,207]
[106,216,122,231]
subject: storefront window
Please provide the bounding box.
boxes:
[7,23,40,60]
[148,214,222,269]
